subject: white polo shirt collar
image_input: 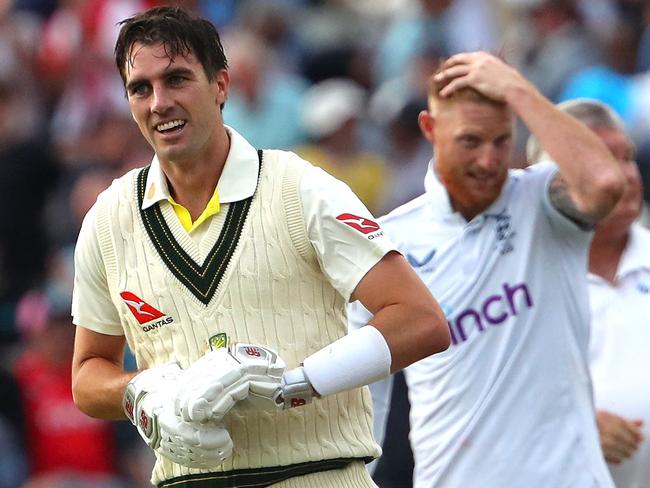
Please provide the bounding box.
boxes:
[423,160,509,225]
[141,125,260,210]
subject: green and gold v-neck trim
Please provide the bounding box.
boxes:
[136,151,262,305]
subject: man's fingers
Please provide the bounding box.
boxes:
[439,78,469,98]
[434,65,471,85]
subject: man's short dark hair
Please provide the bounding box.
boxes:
[114,6,228,86]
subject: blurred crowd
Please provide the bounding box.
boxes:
[1,0,650,487]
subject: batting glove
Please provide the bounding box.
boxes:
[231,344,316,410]
[123,362,233,468]
[157,411,233,469]
[123,362,183,450]
[174,347,250,422]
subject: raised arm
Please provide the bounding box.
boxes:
[351,251,450,372]
[435,52,625,225]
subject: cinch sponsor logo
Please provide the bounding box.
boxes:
[446,282,534,345]
[120,291,175,332]
[336,213,383,238]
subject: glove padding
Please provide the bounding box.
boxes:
[230,343,286,410]
[157,410,233,469]
[123,362,183,449]
[230,345,315,410]
[124,362,233,468]
[174,344,289,421]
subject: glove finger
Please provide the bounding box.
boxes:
[249,380,281,398]
[181,382,227,422]
[208,393,239,420]
[195,424,233,450]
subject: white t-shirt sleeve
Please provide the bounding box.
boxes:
[300,165,397,301]
[534,160,593,235]
[71,204,123,335]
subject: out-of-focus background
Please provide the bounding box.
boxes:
[1,0,649,487]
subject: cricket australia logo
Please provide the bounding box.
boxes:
[120,291,174,332]
[208,333,228,350]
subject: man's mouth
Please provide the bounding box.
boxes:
[156,119,186,133]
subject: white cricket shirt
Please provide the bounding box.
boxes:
[589,222,650,488]
[349,161,614,487]
[73,126,395,331]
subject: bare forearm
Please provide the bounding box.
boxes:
[371,301,449,373]
[72,357,137,419]
[507,85,624,218]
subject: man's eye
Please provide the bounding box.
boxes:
[460,136,479,149]
[169,76,185,86]
[131,84,149,96]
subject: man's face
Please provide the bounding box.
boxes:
[420,99,513,219]
[595,126,642,230]
[124,42,228,165]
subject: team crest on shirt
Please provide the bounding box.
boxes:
[485,211,515,255]
[208,333,229,350]
[120,291,175,332]
[336,213,384,240]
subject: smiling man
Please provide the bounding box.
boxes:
[69,6,450,488]
[349,52,626,487]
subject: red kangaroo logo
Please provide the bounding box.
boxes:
[336,213,381,235]
[120,292,165,324]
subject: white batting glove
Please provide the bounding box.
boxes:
[157,411,233,469]
[231,344,316,410]
[174,347,250,422]
[123,362,183,450]
[229,343,286,409]
[123,362,233,468]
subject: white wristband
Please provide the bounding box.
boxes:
[302,325,392,397]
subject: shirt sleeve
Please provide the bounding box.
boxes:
[71,204,123,335]
[300,164,398,301]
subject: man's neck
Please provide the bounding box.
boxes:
[588,230,629,284]
[162,129,230,220]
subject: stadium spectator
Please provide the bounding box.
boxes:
[529,98,650,488]
[13,290,122,487]
[295,78,391,214]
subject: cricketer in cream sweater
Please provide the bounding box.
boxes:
[71,8,449,487]
[72,129,450,487]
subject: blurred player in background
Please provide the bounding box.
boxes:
[529,98,649,488]
[350,52,625,487]
[70,6,449,488]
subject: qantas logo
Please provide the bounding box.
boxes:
[336,213,381,235]
[120,292,174,332]
[120,292,165,323]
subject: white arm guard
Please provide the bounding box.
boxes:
[302,325,391,397]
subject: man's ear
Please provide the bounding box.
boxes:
[214,69,230,107]
[418,110,435,143]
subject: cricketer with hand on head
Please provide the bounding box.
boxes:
[350,52,626,487]
[70,6,450,488]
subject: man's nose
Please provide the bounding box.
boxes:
[476,145,499,170]
[151,85,173,114]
